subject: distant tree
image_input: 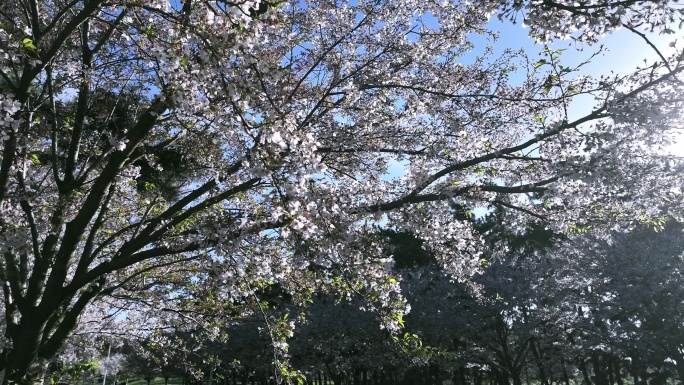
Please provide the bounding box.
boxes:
[124,342,160,385]
[554,221,684,384]
[290,296,402,385]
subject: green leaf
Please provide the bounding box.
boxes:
[534,59,547,69]
[145,26,156,37]
[22,37,37,51]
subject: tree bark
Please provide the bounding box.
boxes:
[579,358,593,385]
[1,315,50,385]
[529,341,549,385]
[614,361,623,385]
[590,352,610,385]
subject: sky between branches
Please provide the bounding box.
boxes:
[381,17,684,187]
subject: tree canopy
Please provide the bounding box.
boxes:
[1,0,684,383]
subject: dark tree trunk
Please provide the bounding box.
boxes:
[330,372,342,385]
[561,357,571,385]
[474,370,483,385]
[530,341,549,385]
[607,358,614,385]
[676,364,684,385]
[430,364,440,385]
[453,368,466,385]
[579,358,593,385]
[675,360,684,385]
[512,369,523,385]
[1,320,49,385]
[649,371,669,385]
[630,358,648,385]
[591,352,610,385]
[630,362,640,385]
[613,358,623,385]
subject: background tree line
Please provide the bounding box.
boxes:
[49,206,684,385]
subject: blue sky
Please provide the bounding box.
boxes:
[381,16,682,216]
[485,18,683,155]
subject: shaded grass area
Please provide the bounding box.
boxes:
[124,378,184,385]
[73,377,185,385]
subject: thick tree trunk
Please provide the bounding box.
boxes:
[1,340,49,385]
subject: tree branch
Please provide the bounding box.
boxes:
[40,96,168,306]
[74,182,117,278]
[39,277,106,359]
[316,147,426,156]
[120,177,261,258]
[357,177,558,213]
[493,199,547,220]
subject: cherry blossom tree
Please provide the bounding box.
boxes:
[1,0,684,383]
[543,220,684,385]
[289,296,401,385]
